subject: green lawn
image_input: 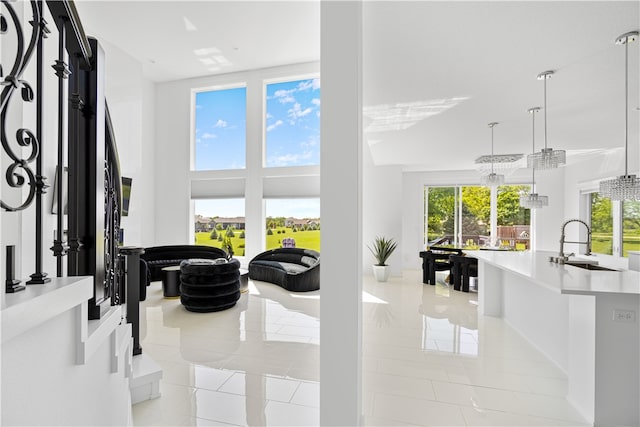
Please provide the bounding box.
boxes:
[266,227,320,251]
[195,231,246,256]
[591,233,640,256]
[195,227,321,256]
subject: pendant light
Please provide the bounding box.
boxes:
[481,122,505,186]
[599,31,640,201]
[520,107,549,208]
[527,70,566,169]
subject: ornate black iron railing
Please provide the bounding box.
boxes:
[1,0,124,317]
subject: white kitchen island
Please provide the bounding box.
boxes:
[468,250,639,427]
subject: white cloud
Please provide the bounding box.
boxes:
[201,132,217,139]
[213,119,227,128]
[288,103,313,122]
[267,151,313,167]
[301,137,318,148]
[298,79,320,91]
[311,98,320,106]
[267,120,284,132]
[274,88,296,104]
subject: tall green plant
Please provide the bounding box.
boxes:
[368,236,397,266]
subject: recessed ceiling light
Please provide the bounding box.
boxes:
[194,47,221,56]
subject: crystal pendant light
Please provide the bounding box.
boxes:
[527,70,566,169]
[481,122,505,186]
[599,31,640,201]
[520,107,549,208]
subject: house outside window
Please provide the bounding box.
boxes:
[265,198,320,251]
[193,199,246,256]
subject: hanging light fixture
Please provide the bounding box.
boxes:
[520,107,549,208]
[599,30,640,201]
[527,70,566,169]
[480,122,505,186]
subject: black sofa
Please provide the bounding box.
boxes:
[141,245,229,284]
[248,248,320,292]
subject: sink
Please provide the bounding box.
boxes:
[565,261,619,272]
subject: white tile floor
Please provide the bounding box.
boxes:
[133,270,589,426]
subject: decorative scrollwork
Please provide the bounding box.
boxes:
[0,0,42,212]
[104,155,121,305]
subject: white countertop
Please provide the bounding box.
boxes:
[466,250,640,296]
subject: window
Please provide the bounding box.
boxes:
[496,185,531,250]
[425,185,530,250]
[265,198,320,251]
[587,192,639,259]
[622,200,640,257]
[194,87,246,170]
[590,193,613,255]
[265,78,320,167]
[194,199,245,256]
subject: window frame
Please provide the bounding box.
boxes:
[424,184,531,250]
[187,64,320,264]
[582,189,628,261]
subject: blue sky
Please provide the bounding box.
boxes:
[195,198,320,219]
[194,87,246,170]
[265,78,320,167]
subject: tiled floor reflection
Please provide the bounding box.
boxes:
[133,279,320,426]
[133,271,589,426]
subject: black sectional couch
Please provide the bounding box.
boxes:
[248,248,320,292]
[141,245,229,284]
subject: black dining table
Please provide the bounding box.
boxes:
[419,246,463,285]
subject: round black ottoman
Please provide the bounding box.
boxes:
[179,258,241,313]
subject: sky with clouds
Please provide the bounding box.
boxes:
[194,78,320,169]
[194,87,246,170]
[265,78,320,167]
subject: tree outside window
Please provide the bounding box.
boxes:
[591,193,613,255]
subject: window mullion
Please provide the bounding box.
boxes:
[613,201,623,256]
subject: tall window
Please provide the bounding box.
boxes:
[622,200,640,257]
[193,199,246,256]
[194,86,246,170]
[497,185,531,250]
[265,198,320,251]
[590,193,613,255]
[425,185,530,250]
[265,78,320,167]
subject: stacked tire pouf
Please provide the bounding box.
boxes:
[179,258,241,313]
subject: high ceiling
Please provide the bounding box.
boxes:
[75,1,640,173]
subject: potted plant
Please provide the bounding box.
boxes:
[368,236,397,282]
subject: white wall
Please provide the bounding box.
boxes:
[531,166,565,252]
[2,305,132,426]
[98,39,157,247]
[362,144,402,276]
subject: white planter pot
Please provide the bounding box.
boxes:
[372,265,390,282]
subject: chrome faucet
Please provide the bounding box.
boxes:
[555,219,592,263]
